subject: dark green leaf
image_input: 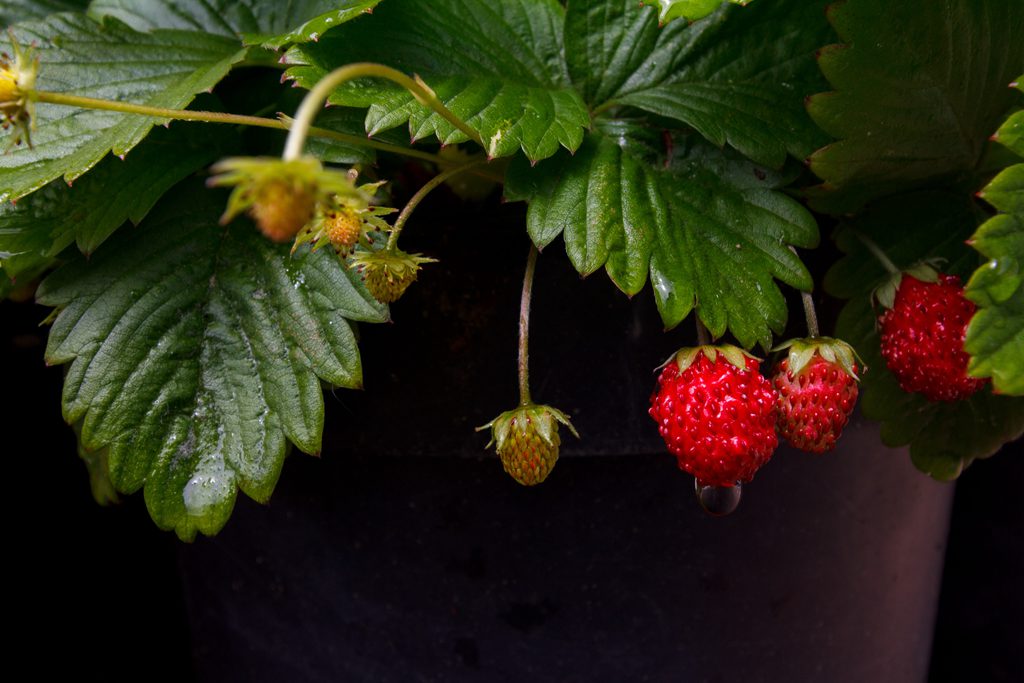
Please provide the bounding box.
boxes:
[0,123,231,278]
[965,213,1024,395]
[824,190,1024,477]
[87,0,381,48]
[0,0,88,24]
[506,131,817,349]
[993,109,1024,158]
[0,14,245,202]
[37,182,388,539]
[566,0,832,167]
[978,163,1024,215]
[284,0,589,162]
[807,0,1024,213]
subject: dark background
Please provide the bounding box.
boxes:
[4,197,1022,681]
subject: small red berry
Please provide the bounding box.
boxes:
[772,339,860,454]
[649,346,778,488]
[879,273,986,402]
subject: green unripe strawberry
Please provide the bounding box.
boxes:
[349,247,437,304]
[478,404,578,486]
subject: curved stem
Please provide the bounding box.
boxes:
[518,245,539,407]
[31,90,503,178]
[695,317,711,346]
[848,227,900,275]
[800,290,820,338]
[283,62,483,161]
[386,158,487,250]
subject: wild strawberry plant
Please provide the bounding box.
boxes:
[1,0,1022,538]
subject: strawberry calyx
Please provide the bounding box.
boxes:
[772,337,862,380]
[349,246,437,303]
[477,403,579,486]
[476,403,579,451]
[872,259,944,310]
[658,344,760,375]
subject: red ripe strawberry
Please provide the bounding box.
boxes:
[649,345,778,487]
[772,338,860,454]
[877,271,986,402]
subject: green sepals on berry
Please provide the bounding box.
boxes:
[772,337,862,381]
[1,32,39,149]
[292,182,395,256]
[477,403,579,486]
[771,337,862,454]
[208,156,373,243]
[662,344,759,375]
[871,260,942,311]
[348,247,437,304]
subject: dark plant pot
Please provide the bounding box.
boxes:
[177,201,955,681]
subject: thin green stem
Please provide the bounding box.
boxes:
[801,290,820,338]
[788,246,820,338]
[386,158,487,250]
[283,62,483,161]
[518,245,539,407]
[848,227,900,275]
[31,89,503,179]
[34,90,280,128]
[695,317,711,346]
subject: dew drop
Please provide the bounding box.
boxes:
[695,480,741,516]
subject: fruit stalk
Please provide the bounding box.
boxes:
[30,90,489,170]
[695,317,711,346]
[282,62,484,161]
[518,245,538,406]
[386,158,487,250]
[848,226,899,275]
[800,289,820,338]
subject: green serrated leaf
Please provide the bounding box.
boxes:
[992,109,1024,158]
[571,0,832,168]
[643,0,751,25]
[965,205,1024,395]
[0,0,88,24]
[283,0,588,162]
[978,163,1024,215]
[506,132,817,349]
[807,0,1024,213]
[0,122,231,276]
[0,14,246,202]
[87,0,381,49]
[838,295,1024,479]
[36,181,387,539]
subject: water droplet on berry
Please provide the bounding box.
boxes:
[695,480,741,516]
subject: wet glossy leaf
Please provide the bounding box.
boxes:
[0,122,231,284]
[506,132,817,350]
[37,182,388,539]
[87,0,381,48]
[568,0,831,167]
[284,0,589,162]
[0,14,245,201]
